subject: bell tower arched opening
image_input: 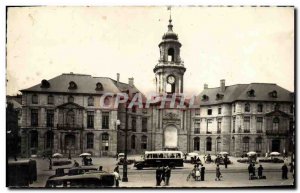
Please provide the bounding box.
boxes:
[167,48,175,62]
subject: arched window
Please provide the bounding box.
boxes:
[273,117,279,132]
[45,131,54,149]
[216,137,221,152]
[68,96,74,103]
[88,96,94,106]
[206,137,212,151]
[48,95,54,105]
[102,133,109,151]
[194,137,200,151]
[242,137,250,152]
[32,94,38,104]
[256,137,262,152]
[86,133,94,149]
[131,135,136,149]
[245,103,250,112]
[167,48,175,62]
[141,135,147,150]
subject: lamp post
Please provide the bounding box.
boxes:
[122,100,129,182]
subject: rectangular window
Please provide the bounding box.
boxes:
[102,112,109,129]
[256,117,263,133]
[87,111,94,128]
[244,117,250,133]
[217,119,222,133]
[132,117,136,132]
[46,110,54,127]
[102,134,109,151]
[256,140,262,152]
[31,109,38,126]
[243,142,249,152]
[194,121,200,134]
[195,109,200,116]
[48,95,54,105]
[232,117,236,133]
[207,109,212,115]
[206,119,212,134]
[87,134,94,149]
[218,107,222,115]
[142,118,147,132]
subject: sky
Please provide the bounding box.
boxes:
[6,6,294,96]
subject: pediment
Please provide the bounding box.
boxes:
[57,102,84,109]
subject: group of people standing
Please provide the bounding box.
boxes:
[156,165,172,186]
[248,163,264,179]
[190,164,206,181]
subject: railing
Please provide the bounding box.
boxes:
[266,130,289,136]
[57,124,84,130]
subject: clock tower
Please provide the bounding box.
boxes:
[153,15,186,94]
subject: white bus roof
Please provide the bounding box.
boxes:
[145,151,183,154]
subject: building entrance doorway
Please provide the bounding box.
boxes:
[65,134,76,154]
[272,139,281,152]
[164,125,177,149]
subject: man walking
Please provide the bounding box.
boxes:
[258,165,264,179]
[215,164,221,181]
[200,164,205,181]
[156,166,162,186]
[164,165,171,186]
[248,163,253,180]
[282,163,288,179]
[224,155,228,169]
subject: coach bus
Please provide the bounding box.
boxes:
[133,151,184,170]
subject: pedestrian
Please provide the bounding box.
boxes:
[73,160,79,167]
[114,165,119,173]
[164,165,171,186]
[116,153,119,161]
[113,169,121,187]
[289,162,294,173]
[258,165,263,179]
[224,155,228,169]
[98,166,103,171]
[200,164,205,181]
[215,164,221,181]
[282,163,288,179]
[68,152,71,160]
[156,166,162,186]
[252,163,256,176]
[248,163,253,180]
[195,165,201,181]
[161,166,166,184]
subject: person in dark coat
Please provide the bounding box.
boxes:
[248,163,253,180]
[282,164,288,179]
[161,166,166,183]
[252,163,256,176]
[156,166,162,186]
[200,164,205,181]
[258,165,263,179]
[164,165,171,186]
[224,155,228,169]
[215,164,221,181]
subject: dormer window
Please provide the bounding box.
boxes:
[95,82,103,91]
[269,90,278,98]
[68,81,77,90]
[216,93,224,100]
[247,89,255,97]
[40,79,50,88]
[202,95,209,101]
[68,95,74,103]
[88,96,94,106]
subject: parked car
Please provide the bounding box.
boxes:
[7,160,37,187]
[47,166,99,180]
[259,157,284,163]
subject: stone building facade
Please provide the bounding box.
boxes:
[19,16,294,158]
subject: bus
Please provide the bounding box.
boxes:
[45,172,116,188]
[133,151,184,170]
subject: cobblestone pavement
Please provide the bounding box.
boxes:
[10,155,293,188]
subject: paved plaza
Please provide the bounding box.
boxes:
[9,155,294,188]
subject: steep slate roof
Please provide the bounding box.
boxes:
[197,83,293,106]
[20,73,143,96]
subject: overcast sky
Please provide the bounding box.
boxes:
[6,6,294,96]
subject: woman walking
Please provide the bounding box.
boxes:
[215,164,222,181]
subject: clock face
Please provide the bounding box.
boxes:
[167,75,175,84]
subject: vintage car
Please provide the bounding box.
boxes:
[45,172,116,188]
[259,157,284,163]
[47,166,99,181]
[7,160,37,187]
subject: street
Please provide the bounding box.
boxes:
[14,155,293,188]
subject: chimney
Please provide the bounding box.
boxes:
[128,77,134,87]
[117,73,120,84]
[220,79,225,92]
[204,83,208,89]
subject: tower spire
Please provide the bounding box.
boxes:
[167,6,173,31]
